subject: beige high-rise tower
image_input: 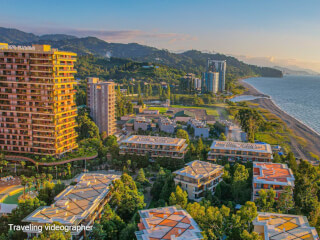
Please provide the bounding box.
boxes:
[86,78,116,136]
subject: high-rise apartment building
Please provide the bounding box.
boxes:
[206,59,226,92]
[86,78,116,135]
[202,71,219,93]
[0,43,78,155]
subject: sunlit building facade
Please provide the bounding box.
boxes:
[0,43,78,155]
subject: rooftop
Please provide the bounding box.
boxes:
[210,141,272,154]
[253,212,319,240]
[0,43,75,54]
[23,173,120,227]
[253,162,295,186]
[135,117,152,123]
[174,110,196,118]
[136,206,203,240]
[174,160,223,180]
[188,118,207,128]
[159,117,176,125]
[121,135,186,146]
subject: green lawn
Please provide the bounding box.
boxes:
[171,105,220,117]
[148,107,168,114]
[2,187,35,204]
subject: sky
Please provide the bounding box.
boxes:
[1,0,320,72]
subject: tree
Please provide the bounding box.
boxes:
[237,201,258,231]
[32,222,71,240]
[273,153,281,163]
[287,152,297,172]
[119,223,137,240]
[196,138,203,156]
[90,223,105,240]
[90,204,126,240]
[236,108,263,142]
[110,174,145,221]
[20,175,27,197]
[76,113,100,140]
[176,129,189,144]
[255,189,276,212]
[232,163,249,203]
[276,186,294,213]
[20,161,26,169]
[136,168,147,184]
[219,132,227,141]
[241,230,262,240]
[169,185,188,208]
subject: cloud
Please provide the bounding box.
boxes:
[233,54,320,73]
[24,26,197,44]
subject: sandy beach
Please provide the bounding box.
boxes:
[239,79,320,161]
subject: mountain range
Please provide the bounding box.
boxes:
[0,27,282,78]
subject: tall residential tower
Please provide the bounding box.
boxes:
[87,78,116,136]
[0,43,78,155]
[203,59,226,92]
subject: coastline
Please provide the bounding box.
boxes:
[238,78,320,161]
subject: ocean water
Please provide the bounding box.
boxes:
[244,75,320,135]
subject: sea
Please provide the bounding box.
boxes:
[238,75,320,135]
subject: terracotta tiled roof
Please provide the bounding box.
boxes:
[253,162,295,186]
[135,206,203,240]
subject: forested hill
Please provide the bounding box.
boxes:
[0,26,282,78]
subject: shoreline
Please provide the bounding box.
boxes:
[238,78,320,161]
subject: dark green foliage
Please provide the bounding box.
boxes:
[110,174,145,222]
[236,108,263,142]
[151,168,175,206]
[76,112,100,140]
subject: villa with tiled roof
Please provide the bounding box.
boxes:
[253,212,319,240]
[173,160,223,201]
[135,206,203,240]
[252,162,295,200]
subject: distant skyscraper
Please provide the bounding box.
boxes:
[207,59,226,92]
[194,78,201,90]
[87,78,116,136]
[202,72,219,93]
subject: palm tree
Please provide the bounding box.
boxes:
[2,160,8,174]
[20,175,27,197]
[27,178,33,195]
[35,162,39,172]
[20,161,26,169]
[67,163,71,177]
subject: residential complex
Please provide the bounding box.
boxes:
[253,212,319,240]
[135,206,203,240]
[187,118,209,138]
[119,135,188,159]
[173,160,224,201]
[180,73,201,93]
[23,173,120,239]
[0,43,78,155]
[159,117,176,134]
[87,78,116,135]
[208,141,273,162]
[222,120,247,142]
[252,162,295,200]
[202,71,219,93]
[207,59,226,92]
[134,116,152,131]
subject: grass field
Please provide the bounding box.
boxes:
[171,105,220,117]
[147,107,168,114]
[2,187,35,204]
